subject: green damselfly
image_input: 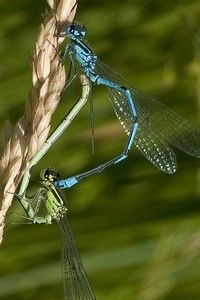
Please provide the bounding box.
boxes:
[19,168,96,300]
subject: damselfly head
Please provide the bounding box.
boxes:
[40,168,61,182]
[66,23,87,39]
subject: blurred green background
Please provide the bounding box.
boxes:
[1,0,200,299]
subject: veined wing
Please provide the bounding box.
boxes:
[58,216,96,300]
[95,60,200,173]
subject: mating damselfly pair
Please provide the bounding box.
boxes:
[20,21,200,198]
[17,21,200,299]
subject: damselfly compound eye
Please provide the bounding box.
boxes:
[40,168,61,182]
[66,23,87,39]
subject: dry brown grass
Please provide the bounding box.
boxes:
[0,0,77,243]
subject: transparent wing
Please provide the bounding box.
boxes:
[58,215,96,300]
[95,60,200,173]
